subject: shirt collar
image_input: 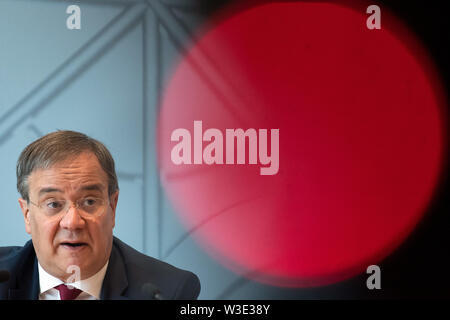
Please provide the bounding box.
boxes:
[38,261,109,300]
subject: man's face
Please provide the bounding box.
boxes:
[18,152,118,281]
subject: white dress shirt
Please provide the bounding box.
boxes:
[38,261,109,300]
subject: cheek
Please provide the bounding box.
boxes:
[42,218,61,241]
[104,209,116,230]
[88,214,114,243]
[30,214,60,250]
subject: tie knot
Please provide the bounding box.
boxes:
[55,284,82,300]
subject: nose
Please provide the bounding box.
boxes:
[59,204,85,230]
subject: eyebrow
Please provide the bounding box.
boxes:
[38,188,63,197]
[80,184,105,192]
[37,184,105,197]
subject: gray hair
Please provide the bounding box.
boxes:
[16,130,119,202]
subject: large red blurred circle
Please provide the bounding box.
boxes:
[158,1,445,287]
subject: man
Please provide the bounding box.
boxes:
[0,130,200,300]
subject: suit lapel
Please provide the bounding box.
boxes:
[8,268,39,300]
[100,241,128,300]
[6,239,128,300]
[8,243,40,300]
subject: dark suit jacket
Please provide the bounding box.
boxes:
[0,237,200,300]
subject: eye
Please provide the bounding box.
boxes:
[83,198,98,207]
[45,200,63,209]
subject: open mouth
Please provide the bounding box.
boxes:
[61,242,87,248]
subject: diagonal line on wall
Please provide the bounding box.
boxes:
[117,171,143,181]
[151,0,268,265]
[149,0,257,262]
[27,124,44,138]
[215,276,251,300]
[215,258,286,299]
[0,3,130,127]
[147,0,254,127]
[0,3,148,145]
[162,194,265,260]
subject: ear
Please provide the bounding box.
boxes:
[109,191,119,228]
[18,198,32,234]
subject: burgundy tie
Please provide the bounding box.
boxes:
[55,284,82,300]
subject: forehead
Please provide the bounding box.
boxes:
[28,153,108,194]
